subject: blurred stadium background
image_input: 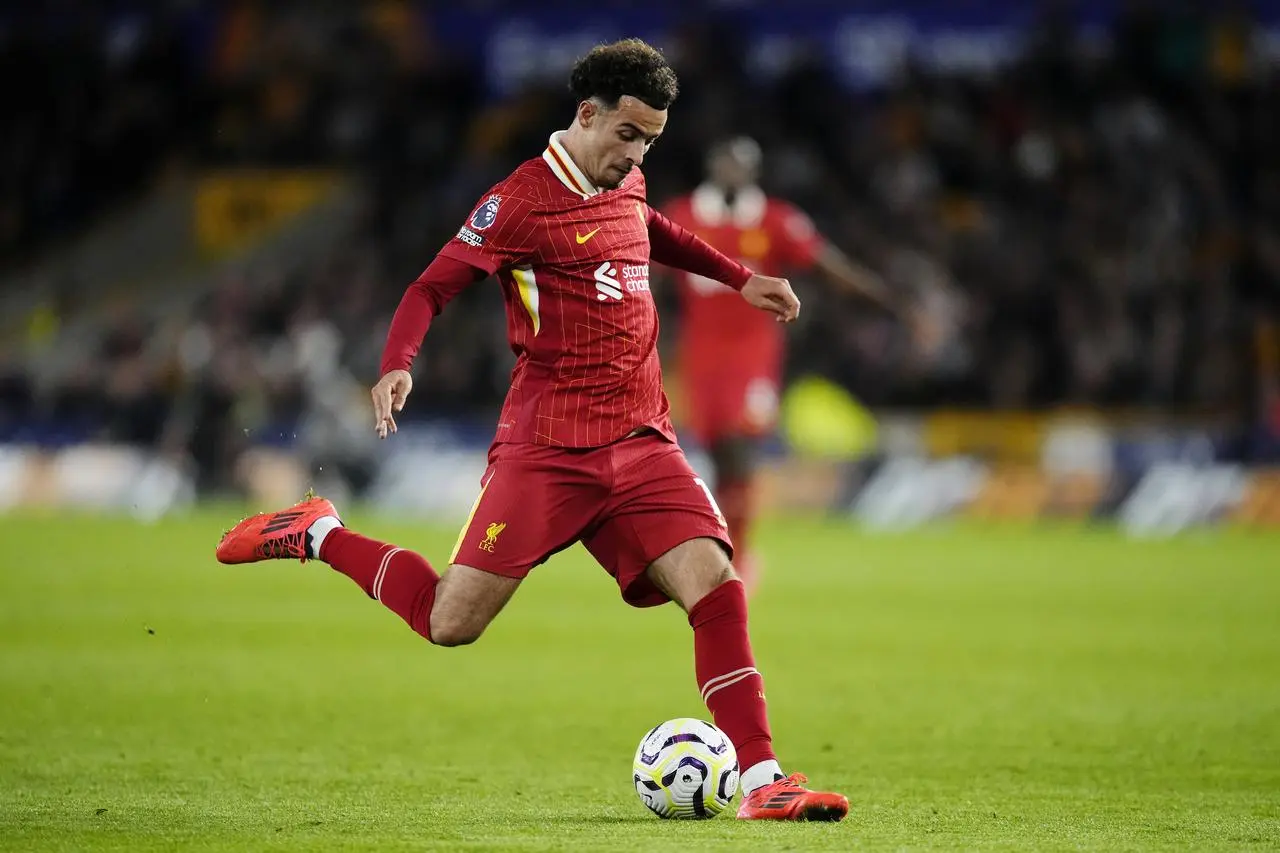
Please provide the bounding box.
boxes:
[0,0,1277,532]
[3,0,1280,533]
[4,3,1280,850]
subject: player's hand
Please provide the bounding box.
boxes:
[371,369,413,439]
[906,305,946,358]
[741,274,801,323]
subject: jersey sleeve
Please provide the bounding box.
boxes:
[437,190,539,275]
[380,255,487,375]
[772,202,823,270]
[648,206,753,290]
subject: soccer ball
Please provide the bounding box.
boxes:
[632,718,739,819]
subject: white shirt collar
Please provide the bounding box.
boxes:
[542,131,600,199]
[690,183,766,228]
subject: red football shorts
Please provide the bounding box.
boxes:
[448,431,731,607]
[683,372,781,446]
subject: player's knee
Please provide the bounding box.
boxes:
[429,610,486,647]
[428,563,519,647]
[691,558,738,604]
[649,537,738,612]
[711,561,738,589]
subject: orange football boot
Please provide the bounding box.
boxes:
[215,494,340,564]
[736,773,849,822]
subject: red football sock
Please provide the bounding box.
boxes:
[688,578,776,770]
[319,529,438,643]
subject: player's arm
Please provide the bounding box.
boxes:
[374,192,536,438]
[808,237,945,354]
[374,256,487,438]
[807,234,942,351]
[812,242,899,316]
[647,206,800,322]
[773,202,899,316]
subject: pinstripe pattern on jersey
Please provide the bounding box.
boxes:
[444,137,673,449]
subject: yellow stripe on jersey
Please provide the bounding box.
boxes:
[449,475,493,565]
[511,265,541,336]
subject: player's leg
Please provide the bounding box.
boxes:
[310,521,527,646]
[318,525,521,647]
[706,433,761,589]
[215,494,519,645]
[429,564,521,646]
[645,538,775,778]
[215,445,601,647]
[719,375,780,590]
[583,434,848,821]
[647,537,848,821]
[688,373,775,592]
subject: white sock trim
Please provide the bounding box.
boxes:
[700,666,758,702]
[741,760,784,795]
[371,548,403,601]
[703,671,759,703]
[307,516,343,560]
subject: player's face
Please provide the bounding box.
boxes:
[708,150,758,190]
[579,96,667,189]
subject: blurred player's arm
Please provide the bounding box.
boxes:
[374,255,486,438]
[647,207,799,322]
[775,202,896,314]
[778,194,943,350]
[812,242,898,316]
[812,240,944,352]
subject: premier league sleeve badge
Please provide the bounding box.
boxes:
[470,195,502,231]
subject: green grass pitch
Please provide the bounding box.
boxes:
[1,510,1278,851]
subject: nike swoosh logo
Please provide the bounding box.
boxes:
[575,227,601,244]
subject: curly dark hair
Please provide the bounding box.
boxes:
[569,38,679,111]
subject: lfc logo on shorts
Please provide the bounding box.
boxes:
[479,521,506,552]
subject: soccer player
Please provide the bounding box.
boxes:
[662,137,899,589]
[216,39,848,822]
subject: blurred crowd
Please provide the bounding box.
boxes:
[3,1,1280,493]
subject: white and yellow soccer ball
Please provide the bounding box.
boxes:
[632,718,739,819]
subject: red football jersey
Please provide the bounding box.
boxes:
[437,132,672,449]
[664,184,822,375]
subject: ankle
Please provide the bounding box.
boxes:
[306,516,344,560]
[741,759,784,794]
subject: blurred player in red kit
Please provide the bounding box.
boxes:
[663,137,899,589]
[216,40,847,821]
